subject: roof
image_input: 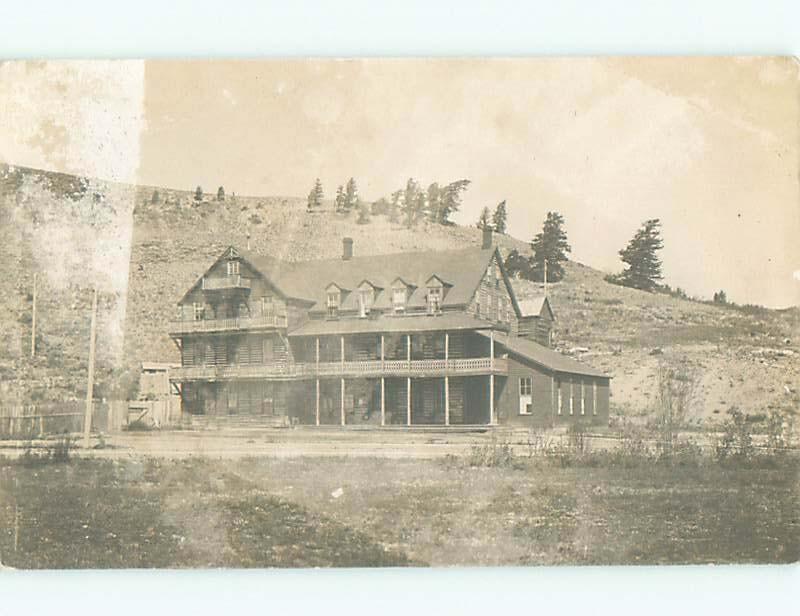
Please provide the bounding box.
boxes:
[517,296,554,320]
[288,313,498,337]
[240,246,497,312]
[479,331,609,378]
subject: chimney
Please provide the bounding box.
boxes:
[342,237,354,260]
[481,226,493,249]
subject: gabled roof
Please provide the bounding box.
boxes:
[480,331,609,378]
[518,296,555,320]
[239,246,498,312]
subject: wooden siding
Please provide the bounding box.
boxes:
[466,253,519,330]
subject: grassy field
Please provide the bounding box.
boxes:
[1,454,797,568]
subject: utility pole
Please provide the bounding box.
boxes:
[30,273,37,358]
[83,288,98,449]
[543,259,548,297]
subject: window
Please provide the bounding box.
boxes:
[261,295,273,316]
[593,381,598,415]
[326,290,340,318]
[581,381,586,415]
[556,380,562,415]
[519,377,533,415]
[193,302,204,321]
[359,289,373,318]
[569,382,574,415]
[519,377,532,396]
[392,287,407,313]
[427,286,442,314]
[227,260,240,276]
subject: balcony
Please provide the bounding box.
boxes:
[201,275,251,292]
[170,357,507,381]
[169,313,288,336]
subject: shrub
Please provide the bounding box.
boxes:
[467,435,519,468]
[716,408,755,462]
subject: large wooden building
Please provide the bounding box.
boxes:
[168,229,610,427]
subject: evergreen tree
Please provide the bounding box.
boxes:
[194,186,203,202]
[402,178,421,227]
[307,178,324,211]
[530,211,571,282]
[504,249,535,279]
[492,200,508,234]
[618,218,664,291]
[344,177,358,210]
[713,290,728,304]
[388,189,402,223]
[439,179,471,224]
[216,186,225,201]
[477,206,491,230]
[334,185,346,212]
[150,189,160,204]
[426,183,441,222]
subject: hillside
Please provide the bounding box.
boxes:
[2,163,799,427]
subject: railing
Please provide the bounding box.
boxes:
[169,313,288,335]
[171,357,508,381]
[201,275,251,291]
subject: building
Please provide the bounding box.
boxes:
[168,228,610,427]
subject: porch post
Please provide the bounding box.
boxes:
[341,377,346,426]
[444,332,450,426]
[315,337,320,426]
[380,377,385,426]
[489,330,495,425]
[406,377,412,426]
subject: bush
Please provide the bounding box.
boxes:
[467,435,519,468]
[716,408,755,462]
[20,433,74,467]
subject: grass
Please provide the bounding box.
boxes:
[0,454,797,568]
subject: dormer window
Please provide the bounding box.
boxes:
[227,260,240,276]
[427,286,442,315]
[358,289,373,318]
[326,290,340,319]
[261,294,273,316]
[193,302,204,321]
[392,286,407,314]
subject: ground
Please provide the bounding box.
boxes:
[1,450,797,568]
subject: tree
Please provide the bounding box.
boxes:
[334,185,346,212]
[371,197,390,216]
[426,183,441,222]
[713,290,728,304]
[402,178,421,228]
[492,200,508,234]
[344,177,358,210]
[655,359,699,459]
[530,211,571,282]
[216,186,226,201]
[356,199,371,224]
[618,219,664,291]
[307,178,324,211]
[150,189,160,204]
[194,186,203,202]
[439,179,471,224]
[504,249,535,279]
[388,189,402,223]
[476,206,491,230]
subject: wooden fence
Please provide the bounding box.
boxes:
[0,400,127,439]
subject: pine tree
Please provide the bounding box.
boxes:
[194,186,203,202]
[713,290,728,304]
[618,219,664,291]
[504,249,535,279]
[216,186,225,201]
[388,189,402,223]
[530,211,571,282]
[334,185,346,212]
[150,189,160,204]
[307,178,324,210]
[439,179,471,224]
[492,200,508,234]
[477,206,491,230]
[344,177,358,210]
[402,178,420,228]
[426,183,441,222]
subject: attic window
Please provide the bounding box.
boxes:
[261,295,273,316]
[227,260,240,276]
[326,290,340,319]
[427,286,442,315]
[392,286,407,314]
[193,302,204,321]
[358,289,373,318]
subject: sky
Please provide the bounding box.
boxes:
[2,58,798,308]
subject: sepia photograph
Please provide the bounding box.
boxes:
[0,57,798,570]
